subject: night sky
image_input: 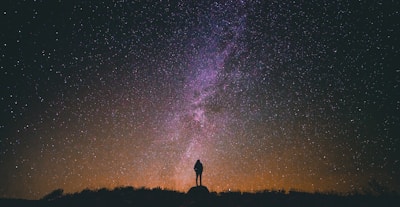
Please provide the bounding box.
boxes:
[1,0,399,199]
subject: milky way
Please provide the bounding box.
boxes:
[1,0,399,199]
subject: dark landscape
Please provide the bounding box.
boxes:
[1,186,399,207]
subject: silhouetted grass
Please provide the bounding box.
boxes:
[1,186,399,207]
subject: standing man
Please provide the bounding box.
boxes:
[194,160,203,186]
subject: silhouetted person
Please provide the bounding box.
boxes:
[194,160,203,186]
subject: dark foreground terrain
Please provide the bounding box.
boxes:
[1,186,399,207]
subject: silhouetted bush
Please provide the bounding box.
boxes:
[41,188,64,201]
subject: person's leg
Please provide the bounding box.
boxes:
[200,173,202,186]
[196,173,199,186]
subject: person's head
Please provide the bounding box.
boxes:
[197,159,200,163]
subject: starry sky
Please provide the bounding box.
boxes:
[1,0,399,199]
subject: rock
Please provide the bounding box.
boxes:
[185,186,211,206]
[187,186,209,194]
[187,186,210,199]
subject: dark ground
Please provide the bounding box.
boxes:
[1,186,399,207]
